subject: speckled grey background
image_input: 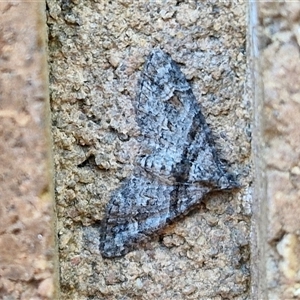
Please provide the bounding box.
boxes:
[47,1,251,298]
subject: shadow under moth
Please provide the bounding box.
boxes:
[100,49,238,258]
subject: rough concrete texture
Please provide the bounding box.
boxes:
[0,2,58,300]
[255,2,300,299]
[47,1,250,299]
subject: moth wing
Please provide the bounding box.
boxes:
[100,175,215,257]
[135,49,199,181]
[136,49,237,189]
[100,176,172,257]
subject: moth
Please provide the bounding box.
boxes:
[100,49,237,258]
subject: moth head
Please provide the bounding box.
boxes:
[218,173,240,191]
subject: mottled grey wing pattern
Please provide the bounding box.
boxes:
[100,49,237,258]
